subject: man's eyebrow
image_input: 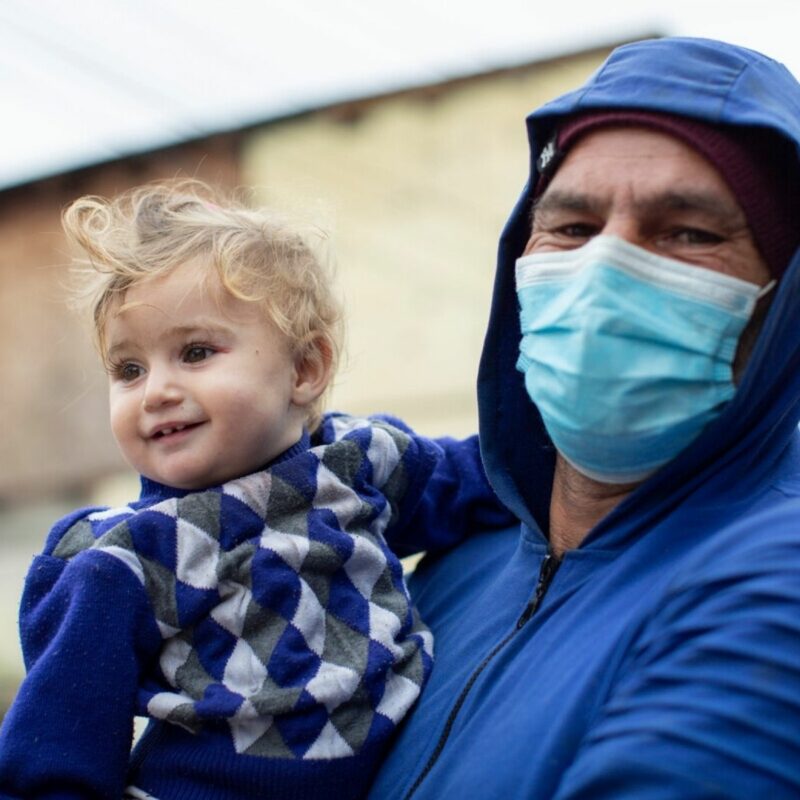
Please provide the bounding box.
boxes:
[531,191,598,221]
[641,190,742,221]
[531,189,600,215]
[531,189,743,225]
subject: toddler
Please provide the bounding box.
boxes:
[0,181,509,799]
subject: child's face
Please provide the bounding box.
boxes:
[104,262,310,489]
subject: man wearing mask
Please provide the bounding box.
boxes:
[369,37,800,798]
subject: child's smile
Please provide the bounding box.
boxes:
[104,261,312,489]
[147,420,206,447]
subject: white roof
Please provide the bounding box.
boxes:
[2,0,799,191]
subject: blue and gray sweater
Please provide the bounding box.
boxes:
[0,414,510,800]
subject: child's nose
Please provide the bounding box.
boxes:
[142,366,183,410]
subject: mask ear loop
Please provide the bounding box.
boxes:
[757,279,777,300]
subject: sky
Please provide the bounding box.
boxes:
[0,0,798,189]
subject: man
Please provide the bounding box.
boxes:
[369,37,800,798]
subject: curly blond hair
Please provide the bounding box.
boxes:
[64,179,343,429]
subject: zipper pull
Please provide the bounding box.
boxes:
[516,554,560,629]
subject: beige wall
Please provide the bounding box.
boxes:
[241,52,605,439]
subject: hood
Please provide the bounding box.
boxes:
[478,37,800,542]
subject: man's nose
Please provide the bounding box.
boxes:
[599,214,643,248]
[142,365,183,410]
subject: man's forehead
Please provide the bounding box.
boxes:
[548,125,722,177]
[533,127,745,220]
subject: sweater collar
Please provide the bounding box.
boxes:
[137,430,311,503]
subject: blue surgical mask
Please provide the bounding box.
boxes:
[515,235,773,484]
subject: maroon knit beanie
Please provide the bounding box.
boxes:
[535,110,800,277]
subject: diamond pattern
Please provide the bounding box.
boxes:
[176,518,220,589]
[62,415,435,761]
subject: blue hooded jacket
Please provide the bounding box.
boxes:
[369,38,800,799]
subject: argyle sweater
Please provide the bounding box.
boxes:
[0,414,511,800]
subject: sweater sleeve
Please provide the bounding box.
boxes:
[0,544,162,799]
[317,414,517,556]
[312,413,517,556]
[385,432,516,556]
[553,512,800,800]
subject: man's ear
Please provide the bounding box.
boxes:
[291,336,333,408]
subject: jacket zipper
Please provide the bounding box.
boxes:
[402,553,561,800]
[515,553,560,628]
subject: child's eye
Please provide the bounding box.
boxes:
[182,344,215,363]
[111,362,144,383]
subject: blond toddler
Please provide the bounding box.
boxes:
[0,182,509,799]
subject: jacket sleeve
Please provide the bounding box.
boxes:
[0,547,161,799]
[553,516,800,800]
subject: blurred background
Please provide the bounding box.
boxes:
[1,0,798,718]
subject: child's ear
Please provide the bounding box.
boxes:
[291,336,333,408]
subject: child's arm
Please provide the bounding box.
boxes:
[390,431,516,556]
[317,413,516,558]
[0,514,162,798]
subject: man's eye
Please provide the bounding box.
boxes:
[556,223,597,239]
[183,345,215,363]
[671,228,724,245]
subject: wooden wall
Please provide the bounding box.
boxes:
[0,136,241,501]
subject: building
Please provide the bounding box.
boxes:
[0,40,635,503]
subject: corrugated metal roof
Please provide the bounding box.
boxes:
[1,0,798,190]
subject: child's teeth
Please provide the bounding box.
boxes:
[158,424,188,437]
[167,425,185,434]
